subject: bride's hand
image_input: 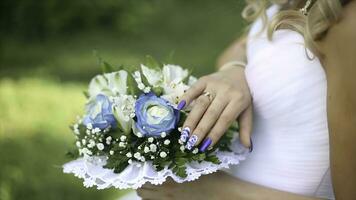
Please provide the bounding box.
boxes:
[178,65,253,151]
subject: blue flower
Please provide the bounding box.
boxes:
[83,94,117,130]
[135,93,179,137]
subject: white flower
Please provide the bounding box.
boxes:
[180,145,185,152]
[164,139,170,145]
[96,143,104,151]
[94,127,101,133]
[86,129,91,135]
[74,129,80,135]
[119,142,126,147]
[79,148,92,156]
[128,159,132,164]
[134,152,141,159]
[109,150,114,155]
[88,71,128,97]
[112,95,135,134]
[159,151,167,158]
[76,141,81,147]
[138,83,145,90]
[86,123,93,130]
[161,132,167,138]
[87,139,95,148]
[148,137,154,143]
[150,155,155,159]
[120,135,127,141]
[136,132,143,138]
[143,87,151,93]
[106,136,112,141]
[81,139,86,145]
[73,124,79,129]
[162,64,188,85]
[144,146,150,153]
[126,152,132,158]
[140,64,162,86]
[140,156,146,162]
[192,148,199,154]
[178,139,184,145]
[149,144,157,152]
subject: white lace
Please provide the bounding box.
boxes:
[63,141,248,189]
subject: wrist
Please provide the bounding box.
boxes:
[219,61,247,72]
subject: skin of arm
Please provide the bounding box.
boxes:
[319,1,356,199]
[216,36,247,68]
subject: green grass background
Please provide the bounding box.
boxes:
[0,1,246,199]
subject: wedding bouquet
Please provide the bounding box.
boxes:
[63,56,247,189]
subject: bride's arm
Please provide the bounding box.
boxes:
[319,1,356,199]
[216,36,247,68]
[137,172,322,200]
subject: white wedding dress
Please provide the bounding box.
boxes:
[227,5,334,199]
[121,5,334,200]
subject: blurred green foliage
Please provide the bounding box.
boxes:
[0,0,246,199]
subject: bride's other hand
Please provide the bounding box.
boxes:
[178,65,253,152]
[136,172,235,200]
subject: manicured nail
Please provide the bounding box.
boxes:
[177,100,186,110]
[199,138,212,152]
[249,137,253,153]
[180,127,190,142]
[186,135,198,150]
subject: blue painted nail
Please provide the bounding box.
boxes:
[177,100,186,110]
[186,135,198,150]
[199,137,212,152]
[180,127,190,142]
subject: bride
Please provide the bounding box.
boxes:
[136,0,356,199]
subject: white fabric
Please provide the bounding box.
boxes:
[227,5,334,199]
[63,136,248,190]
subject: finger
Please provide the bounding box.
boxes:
[180,94,211,149]
[177,77,207,110]
[141,183,158,191]
[238,104,253,149]
[191,94,228,148]
[206,100,244,148]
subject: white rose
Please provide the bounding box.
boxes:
[88,71,128,97]
[141,64,162,86]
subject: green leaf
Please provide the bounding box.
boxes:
[126,72,141,96]
[145,55,162,70]
[139,66,151,87]
[175,158,188,167]
[205,155,221,164]
[83,91,90,99]
[152,86,163,96]
[176,166,187,178]
[102,61,114,73]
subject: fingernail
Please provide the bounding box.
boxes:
[180,127,190,142]
[186,135,198,150]
[199,137,212,152]
[249,137,253,153]
[177,100,186,110]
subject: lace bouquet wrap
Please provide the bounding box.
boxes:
[63,57,248,189]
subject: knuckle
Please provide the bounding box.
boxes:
[219,115,233,126]
[197,95,210,105]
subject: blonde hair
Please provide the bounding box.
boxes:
[242,0,344,56]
